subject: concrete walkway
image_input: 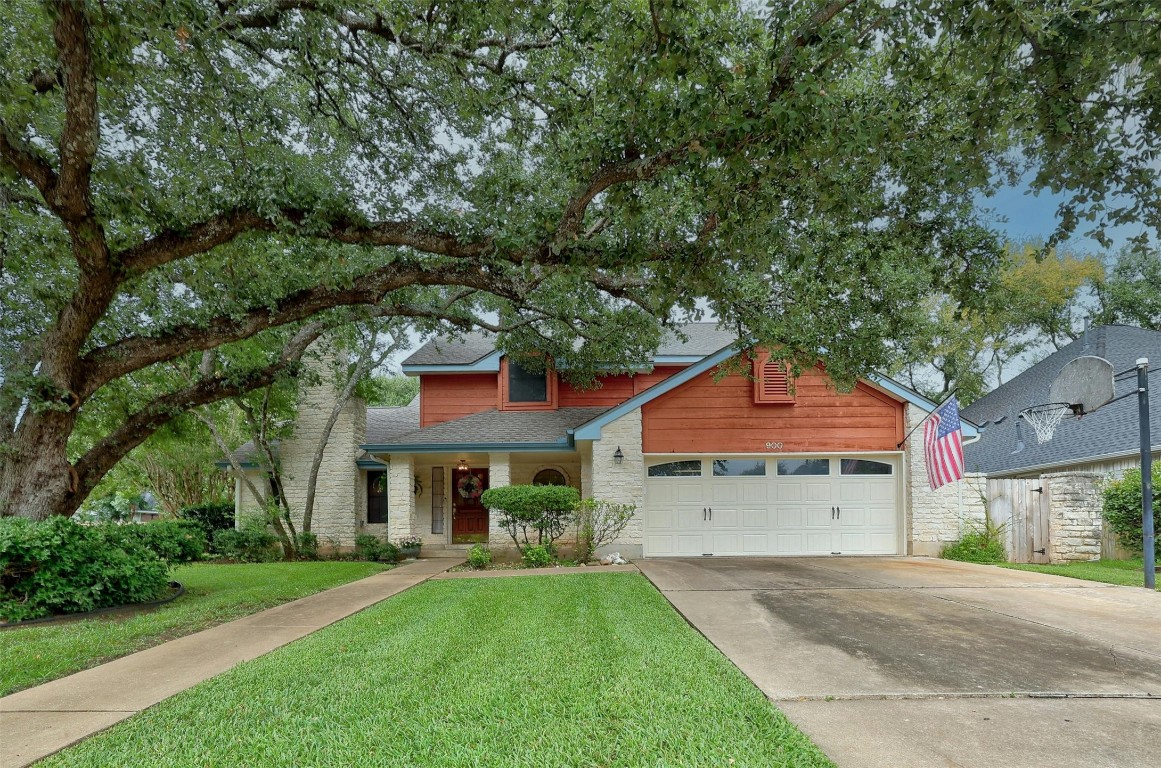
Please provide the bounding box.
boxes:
[0,557,460,768]
[639,557,1161,768]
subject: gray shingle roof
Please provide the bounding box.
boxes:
[402,334,497,366]
[366,397,421,444]
[367,407,610,448]
[401,322,735,367]
[962,325,1161,476]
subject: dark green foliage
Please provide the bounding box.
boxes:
[0,517,170,622]
[481,484,581,551]
[353,534,399,563]
[941,532,1007,564]
[1102,468,1161,557]
[178,502,236,542]
[116,521,206,564]
[466,544,492,569]
[211,520,279,563]
[295,532,319,560]
[521,545,554,569]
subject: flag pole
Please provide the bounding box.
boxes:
[896,390,958,449]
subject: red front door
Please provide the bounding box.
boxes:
[452,468,489,543]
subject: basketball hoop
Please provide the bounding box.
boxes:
[1018,402,1075,443]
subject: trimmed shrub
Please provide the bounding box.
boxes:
[212,518,279,563]
[481,484,580,551]
[178,502,235,544]
[0,517,170,622]
[521,544,554,568]
[353,534,399,563]
[116,520,206,564]
[1102,467,1161,557]
[574,499,637,562]
[467,544,492,569]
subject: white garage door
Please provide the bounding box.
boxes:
[643,457,899,557]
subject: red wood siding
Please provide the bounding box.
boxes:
[633,366,686,394]
[559,374,636,407]
[420,374,498,427]
[642,364,904,453]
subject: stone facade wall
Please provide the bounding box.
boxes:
[230,351,366,547]
[387,454,415,543]
[588,408,645,559]
[1043,471,1105,563]
[904,403,987,556]
[487,452,512,550]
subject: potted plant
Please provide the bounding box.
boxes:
[397,535,423,559]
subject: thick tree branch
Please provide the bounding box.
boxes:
[73,322,327,499]
[115,207,493,277]
[49,0,99,225]
[78,262,517,395]
[0,124,59,199]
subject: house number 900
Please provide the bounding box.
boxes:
[765,441,784,450]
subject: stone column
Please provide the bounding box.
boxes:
[1044,471,1104,563]
[487,452,511,550]
[904,403,987,556]
[387,454,415,543]
[589,408,645,558]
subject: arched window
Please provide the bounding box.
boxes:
[533,468,567,486]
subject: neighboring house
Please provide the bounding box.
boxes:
[961,324,1160,563]
[227,323,981,558]
[962,325,1161,479]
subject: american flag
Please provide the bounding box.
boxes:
[924,396,965,490]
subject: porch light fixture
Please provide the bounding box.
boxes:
[458,458,469,471]
[613,447,624,465]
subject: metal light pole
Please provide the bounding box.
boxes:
[1138,358,1155,590]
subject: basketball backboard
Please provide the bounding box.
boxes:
[1048,355,1116,416]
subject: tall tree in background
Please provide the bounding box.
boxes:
[2,1,1159,519]
[897,242,1104,404]
[1096,247,1161,331]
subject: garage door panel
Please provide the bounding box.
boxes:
[711,484,738,502]
[776,507,802,527]
[776,484,801,502]
[742,508,770,528]
[711,507,739,529]
[646,508,675,530]
[644,456,899,557]
[742,484,768,503]
[742,534,768,553]
[804,482,832,502]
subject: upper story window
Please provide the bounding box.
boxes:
[500,356,558,411]
[508,359,548,402]
[753,351,796,404]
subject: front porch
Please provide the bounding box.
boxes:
[360,451,585,552]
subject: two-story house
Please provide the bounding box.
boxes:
[229,323,980,558]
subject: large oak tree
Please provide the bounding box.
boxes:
[2,1,1158,519]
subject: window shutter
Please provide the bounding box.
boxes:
[753,353,795,404]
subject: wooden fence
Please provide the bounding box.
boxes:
[986,478,1050,564]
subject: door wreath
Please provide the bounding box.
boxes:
[457,473,484,500]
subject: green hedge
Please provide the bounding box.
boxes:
[0,517,170,622]
[178,502,235,543]
[481,484,580,551]
[115,520,206,564]
[1103,467,1161,557]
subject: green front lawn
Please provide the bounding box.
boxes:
[42,573,832,768]
[999,558,1158,589]
[0,561,386,696]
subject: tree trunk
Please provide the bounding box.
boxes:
[0,412,84,520]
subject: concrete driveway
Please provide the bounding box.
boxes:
[637,557,1161,768]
